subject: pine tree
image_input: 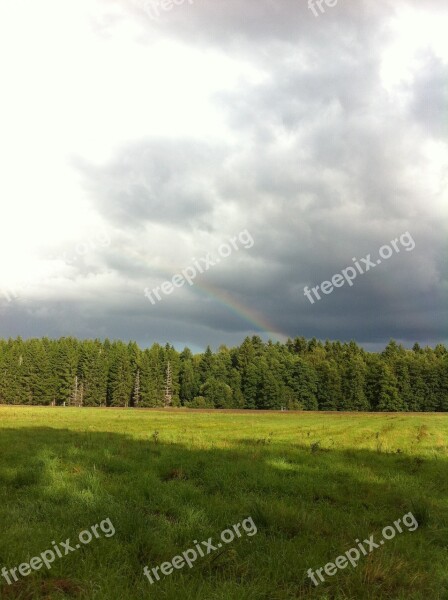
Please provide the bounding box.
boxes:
[393,358,413,411]
[341,355,369,411]
[438,356,448,411]
[316,360,342,410]
[228,368,245,408]
[164,361,173,407]
[107,342,133,407]
[199,346,214,385]
[179,359,198,403]
[0,335,446,413]
[132,369,141,407]
[139,346,164,407]
[0,338,27,404]
[78,340,108,406]
[376,363,404,411]
[408,357,427,411]
[423,359,441,412]
[258,359,281,409]
[52,338,78,405]
[289,357,318,410]
[242,362,259,409]
[21,339,52,405]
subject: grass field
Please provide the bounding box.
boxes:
[0,407,447,599]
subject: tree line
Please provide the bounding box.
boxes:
[0,336,447,411]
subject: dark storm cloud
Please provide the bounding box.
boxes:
[0,295,261,351]
[130,0,391,50]
[126,0,447,50]
[409,51,448,139]
[75,140,226,230]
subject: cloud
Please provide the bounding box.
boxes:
[75,139,225,230]
[409,51,448,139]
[0,0,447,349]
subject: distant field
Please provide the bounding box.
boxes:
[0,407,447,599]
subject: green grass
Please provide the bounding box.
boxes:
[0,407,447,599]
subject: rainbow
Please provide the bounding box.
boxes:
[193,280,288,344]
[145,263,288,344]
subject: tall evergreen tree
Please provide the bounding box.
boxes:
[341,355,369,411]
[289,357,318,410]
[316,360,342,410]
[107,342,133,407]
[0,335,446,413]
[53,337,78,405]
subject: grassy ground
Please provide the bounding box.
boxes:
[0,407,447,600]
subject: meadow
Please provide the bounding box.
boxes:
[0,407,447,599]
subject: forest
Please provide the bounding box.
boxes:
[0,336,447,411]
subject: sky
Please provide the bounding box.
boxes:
[0,0,447,352]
